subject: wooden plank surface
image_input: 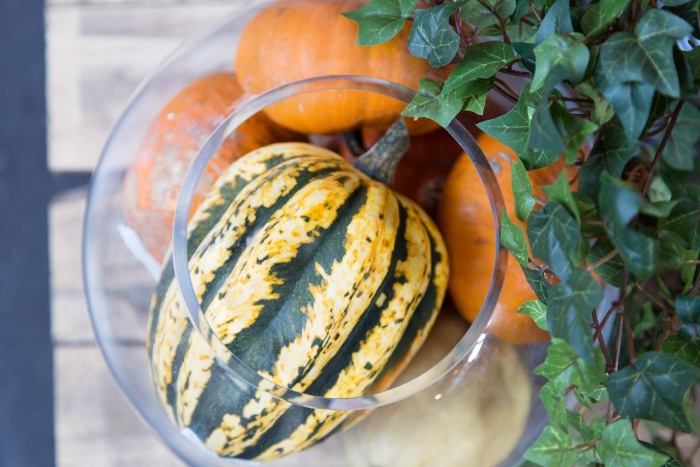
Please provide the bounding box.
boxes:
[47,2,344,465]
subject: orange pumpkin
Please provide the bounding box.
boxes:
[234,0,451,135]
[437,134,568,345]
[122,72,302,263]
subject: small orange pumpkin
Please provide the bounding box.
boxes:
[234,0,451,135]
[437,134,569,345]
[122,72,302,263]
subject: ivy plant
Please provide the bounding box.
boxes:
[346,0,700,464]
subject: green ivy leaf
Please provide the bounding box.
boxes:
[632,302,658,337]
[662,335,700,370]
[575,80,615,127]
[638,442,685,467]
[648,176,673,203]
[596,10,693,98]
[521,147,564,171]
[676,294,700,326]
[570,403,607,439]
[547,269,604,365]
[600,121,638,179]
[601,420,671,467]
[681,249,699,294]
[528,202,585,280]
[602,81,655,147]
[599,173,660,279]
[662,0,695,5]
[550,100,599,164]
[573,386,609,413]
[516,299,548,330]
[512,41,537,73]
[478,84,533,156]
[443,41,515,94]
[574,192,605,235]
[578,154,607,200]
[531,33,590,94]
[684,47,700,88]
[659,230,687,269]
[511,0,532,23]
[640,200,680,219]
[661,102,700,172]
[542,171,580,223]
[677,322,700,345]
[342,0,418,45]
[522,266,552,304]
[535,339,606,392]
[579,117,635,199]
[529,101,566,155]
[634,8,694,44]
[536,0,573,44]
[500,207,529,267]
[660,183,700,250]
[587,238,625,288]
[402,78,462,127]
[580,0,631,39]
[524,426,577,466]
[511,159,536,221]
[408,1,467,67]
[463,91,489,114]
[674,46,698,98]
[461,0,516,28]
[606,352,700,432]
[538,380,569,431]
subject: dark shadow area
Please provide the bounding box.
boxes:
[0,0,56,465]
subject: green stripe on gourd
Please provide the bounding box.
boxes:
[147,133,449,461]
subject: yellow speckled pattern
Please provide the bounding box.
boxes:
[147,142,449,461]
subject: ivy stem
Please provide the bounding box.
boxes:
[643,111,672,138]
[621,312,637,362]
[493,79,520,104]
[494,77,520,101]
[573,437,602,450]
[528,0,542,22]
[690,274,700,296]
[641,99,685,195]
[587,248,619,272]
[499,62,531,77]
[633,283,675,317]
[591,308,613,366]
[632,418,641,438]
[475,0,510,44]
[631,0,643,29]
[549,95,595,105]
[612,313,625,370]
[592,305,617,345]
[606,311,626,423]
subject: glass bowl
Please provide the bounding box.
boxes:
[83,2,549,465]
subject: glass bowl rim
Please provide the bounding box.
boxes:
[171,74,509,411]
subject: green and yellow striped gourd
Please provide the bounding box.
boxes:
[146,141,449,461]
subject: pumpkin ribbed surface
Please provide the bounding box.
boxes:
[146,142,449,461]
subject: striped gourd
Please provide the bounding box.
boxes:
[146,141,449,461]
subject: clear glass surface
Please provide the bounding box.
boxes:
[83,2,548,465]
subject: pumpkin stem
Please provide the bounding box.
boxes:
[342,129,365,158]
[354,118,410,186]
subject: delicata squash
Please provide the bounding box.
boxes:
[147,141,449,461]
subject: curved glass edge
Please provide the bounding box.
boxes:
[172,74,508,411]
[81,6,274,465]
